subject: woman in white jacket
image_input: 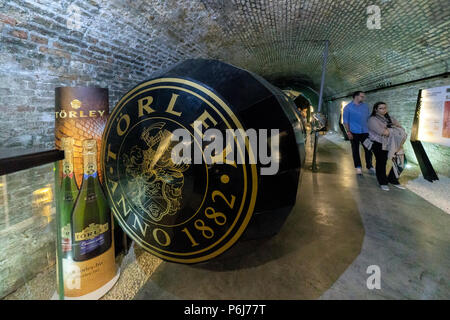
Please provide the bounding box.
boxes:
[367,102,406,191]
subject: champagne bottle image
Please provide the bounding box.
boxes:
[60,137,79,259]
[72,139,112,261]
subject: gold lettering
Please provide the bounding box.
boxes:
[210,144,237,167]
[181,227,199,247]
[74,223,109,241]
[138,96,155,117]
[165,93,182,117]
[153,228,171,246]
[191,110,218,137]
[107,144,117,161]
[132,214,149,237]
[57,109,105,119]
[109,179,118,194]
[204,206,227,225]
[117,195,131,217]
[212,191,236,209]
[116,114,130,136]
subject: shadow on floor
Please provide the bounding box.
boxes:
[134,138,365,300]
[305,161,339,174]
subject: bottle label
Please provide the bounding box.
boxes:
[63,194,74,201]
[85,192,97,202]
[74,222,109,242]
[61,224,72,252]
[74,222,109,255]
[79,233,106,255]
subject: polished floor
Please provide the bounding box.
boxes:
[135,133,450,300]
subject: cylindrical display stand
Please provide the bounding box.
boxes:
[54,87,119,299]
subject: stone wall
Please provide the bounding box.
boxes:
[0,0,216,149]
[1,0,448,150]
[0,0,230,298]
[326,76,450,177]
[0,0,449,298]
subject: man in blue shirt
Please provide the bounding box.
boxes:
[343,91,374,175]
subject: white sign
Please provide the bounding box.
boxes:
[417,85,450,147]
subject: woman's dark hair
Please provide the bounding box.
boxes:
[371,101,392,126]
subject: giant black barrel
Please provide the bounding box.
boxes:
[102,59,305,264]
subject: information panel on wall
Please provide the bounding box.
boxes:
[417,85,450,147]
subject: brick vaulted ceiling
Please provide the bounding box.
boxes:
[2,0,449,99]
[108,0,449,97]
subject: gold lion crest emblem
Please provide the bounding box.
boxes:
[122,122,189,222]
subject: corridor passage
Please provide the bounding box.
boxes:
[135,133,450,299]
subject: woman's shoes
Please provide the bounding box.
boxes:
[379,184,405,191]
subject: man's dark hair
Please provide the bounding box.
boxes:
[352,91,364,99]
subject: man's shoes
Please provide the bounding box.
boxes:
[368,167,376,175]
[356,167,362,175]
[380,185,390,191]
[391,184,406,190]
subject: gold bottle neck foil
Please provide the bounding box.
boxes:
[61,137,75,176]
[83,140,98,176]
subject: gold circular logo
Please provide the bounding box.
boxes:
[70,99,82,109]
[102,78,258,263]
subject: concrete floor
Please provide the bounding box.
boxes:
[135,133,450,300]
